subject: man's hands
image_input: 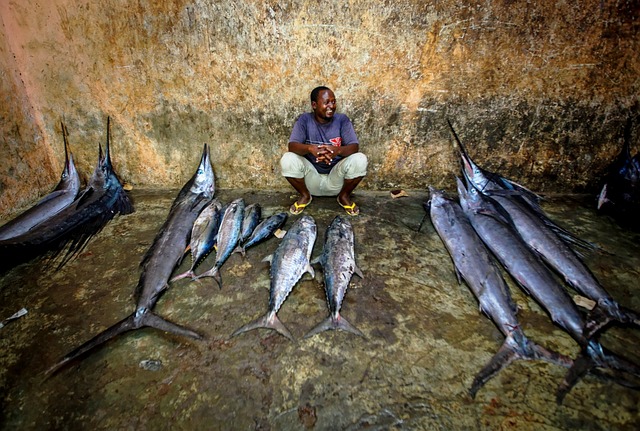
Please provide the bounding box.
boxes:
[312,144,335,164]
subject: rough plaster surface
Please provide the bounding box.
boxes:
[1,0,639,217]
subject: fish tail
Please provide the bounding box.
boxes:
[556,340,640,404]
[303,313,365,339]
[230,312,295,341]
[141,311,202,340]
[169,269,195,283]
[45,310,201,377]
[45,312,139,377]
[584,301,640,339]
[232,245,246,258]
[470,329,573,399]
[193,265,222,289]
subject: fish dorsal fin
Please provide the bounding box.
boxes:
[354,265,364,279]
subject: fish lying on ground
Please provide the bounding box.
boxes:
[427,186,572,398]
[233,212,287,257]
[194,198,245,288]
[0,117,133,272]
[170,198,223,282]
[304,215,364,338]
[231,215,316,341]
[239,203,261,245]
[449,119,597,252]
[457,177,640,403]
[0,122,81,241]
[46,144,215,375]
[597,119,640,229]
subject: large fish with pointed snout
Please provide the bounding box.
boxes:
[170,198,223,282]
[233,212,287,257]
[0,122,81,241]
[194,198,245,288]
[46,144,215,375]
[304,215,364,339]
[428,186,572,399]
[457,177,640,403]
[448,119,596,252]
[231,215,316,341]
[0,117,133,271]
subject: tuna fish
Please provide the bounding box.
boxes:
[239,203,262,245]
[233,212,287,257]
[194,198,245,288]
[457,177,640,403]
[427,186,572,398]
[0,117,133,271]
[46,143,215,375]
[304,215,364,338]
[231,215,316,341]
[0,122,81,241]
[170,198,223,282]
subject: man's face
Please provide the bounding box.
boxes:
[312,89,336,123]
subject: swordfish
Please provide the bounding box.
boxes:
[457,177,640,403]
[427,186,571,398]
[46,144,215,375]
[0,122,81,240]
[0,117,133,271]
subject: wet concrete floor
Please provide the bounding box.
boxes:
[0,188,639,430]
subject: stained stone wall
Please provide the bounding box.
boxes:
[0,0,638,217]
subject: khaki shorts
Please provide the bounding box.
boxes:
[280,152,367,196]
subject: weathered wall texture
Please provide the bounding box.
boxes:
[0,0,639,216]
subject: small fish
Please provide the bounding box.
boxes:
[304,215,364,338]
[240,203,262,244]
[171,198,223,282]
[0,122,81,240]
[194,198,245,288]
[231,215,316,341]
[46,143,215,375]
[234,212,287,257]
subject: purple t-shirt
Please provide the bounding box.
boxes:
[289,112,359,174]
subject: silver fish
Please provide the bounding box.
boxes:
[457,178,640,402]
[0,122,81,240]
[428,186,571,399]
[46,143,215,375]
[194,198,245,288]
[171,198,223,282]
[233,212,287,257]
[304,215,364,338]
[0,117,133,271]
[231,215,316,341]
[240,203,261,245]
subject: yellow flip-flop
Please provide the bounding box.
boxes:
[289,197,312,215]
[337,199,360,216]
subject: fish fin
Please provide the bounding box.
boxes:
[230,312,295,341]
[557,340,640,404]
[354,265,364,279]
[74,187,95,209]
[45,312,139,376]
[306,264,315,279]
[170,270,196,283]
[262,254,273,264]
[141,311,202,340]
[470,330,572,399]
[232,245,246,257]
[303,314,365,339]
[194,266,222,289]
[310,255,322,265]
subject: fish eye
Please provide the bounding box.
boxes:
[197,168,203,175]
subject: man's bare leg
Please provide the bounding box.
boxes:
[286,177,312,206]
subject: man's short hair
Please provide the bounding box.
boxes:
[310,86,331,103]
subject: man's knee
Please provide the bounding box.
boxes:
[280,152,305,177]
[344,152,368,178]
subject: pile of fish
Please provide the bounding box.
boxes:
[426,123,640,403]
[0,118,133,272]
[596,120,640,230]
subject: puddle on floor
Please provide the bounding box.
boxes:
[1,189,639,430]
